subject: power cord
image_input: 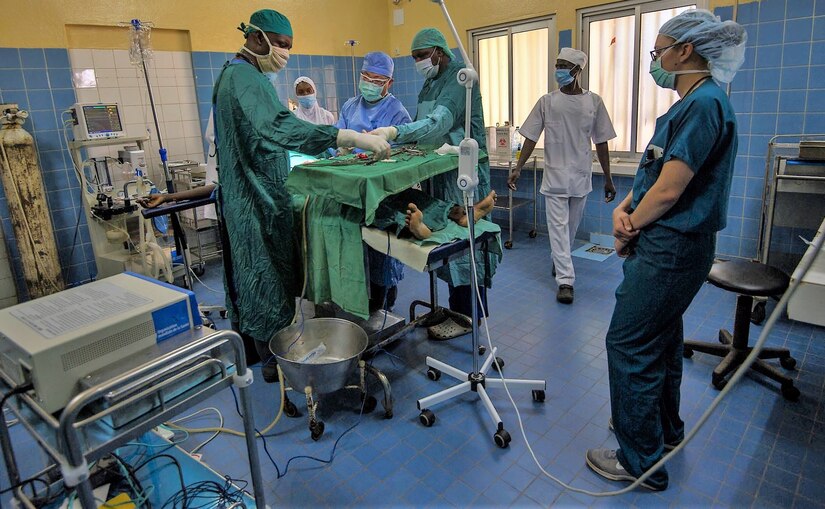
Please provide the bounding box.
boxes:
[463,190,825,497]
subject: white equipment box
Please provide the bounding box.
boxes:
[788,217,825,327]
[0,273,201,414]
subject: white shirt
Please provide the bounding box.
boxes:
[519,90,616,197]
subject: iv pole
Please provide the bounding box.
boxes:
[415,0,546,448]
[130,19,193,289]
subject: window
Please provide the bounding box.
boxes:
[580,0,705,156]
[471,18,556,133]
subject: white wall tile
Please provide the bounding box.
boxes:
[96,75,119,89]
[98,87,121,103]
[113,49,132,69]
[69,49,94,68]
[152,52,174,69]
[185,137,205,158]
[76,88,100,103]
[172,51,191,69]
[182,120,200,138]
[117,67,140,79]
[181,103,199,121]
[157,76,177,88]
[177,86,197,104]
[165,138,188,159]
[119,87,144,107]
[158,86,179,105]
[162,104,182,122]
[92,49,115,69]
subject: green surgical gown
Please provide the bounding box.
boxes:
[395,60,496,288]
[214,59,338,343]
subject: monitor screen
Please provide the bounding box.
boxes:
[82,104,123,135]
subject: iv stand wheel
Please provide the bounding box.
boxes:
[532,390,545,403]
[504,240,513,250]
[528,230,537,238]
[419,409,436,427]
[491,357,505,372]
[494,429,511,448]
[426,368,441,381]
[683,346,694,359]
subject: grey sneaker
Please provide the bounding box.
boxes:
[608,418,681,451]
[585,449,663,491]
[557,285,574,304]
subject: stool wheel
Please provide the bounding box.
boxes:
[781,383,800,401]
[712,372,728,390]
[780,357,796,370]
[683,347,694,359]
[750,301,766,325]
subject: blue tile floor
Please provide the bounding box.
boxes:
[3,229,825,507]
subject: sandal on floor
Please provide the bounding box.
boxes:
[427,315,472,341]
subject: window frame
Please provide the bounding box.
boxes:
[578,0,707,159]
[470,16,557,128]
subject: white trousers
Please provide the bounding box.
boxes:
[544,194,587,287]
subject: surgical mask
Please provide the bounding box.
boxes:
[240,25,290,74]
[359,80,386,102]
[554,69,575,86]
[649,48,709,90]
[415,49,440,79]
[297,94,317,108]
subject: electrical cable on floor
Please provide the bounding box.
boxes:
[463,190,825,496]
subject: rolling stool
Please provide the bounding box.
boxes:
[684,259,800,401]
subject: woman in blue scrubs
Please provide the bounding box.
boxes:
[584,10,747,491]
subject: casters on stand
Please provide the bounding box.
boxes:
[419,409,436,427]
[494,428,511,448]
[528,229,537,238]
[283,394,301,418]
[504,240,513,250]
[683,346,694,359]
[427,368,441,381]
[532,389,545,403]
[309,419,325,441]
[491,357,504,372]
[750,301,766,325]
[360,393,377,414]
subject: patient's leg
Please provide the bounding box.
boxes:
[405,204,432,239]
[448,191,497,227]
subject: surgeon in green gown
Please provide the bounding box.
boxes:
[213,9,391,378]
[370,27,494,339]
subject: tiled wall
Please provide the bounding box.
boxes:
[192,51,359,153]
[69,49,204,190]
[718,0,825,260]
[0,48,90,299]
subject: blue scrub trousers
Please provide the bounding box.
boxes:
[606,223,715,490]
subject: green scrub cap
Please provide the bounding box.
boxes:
[242,9,293,38]
[411,28,455,60]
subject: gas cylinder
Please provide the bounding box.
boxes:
[0,105,65,298]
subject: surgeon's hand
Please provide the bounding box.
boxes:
[369,126,398,142]
[615,238,634,258]
[612,207,637,243]
[507,165,522,190]
[337,129,391,160]
[336,147,353,157]
[137,194,167,208]
[604,178,617,203]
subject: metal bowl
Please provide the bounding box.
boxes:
[269,318,368,395]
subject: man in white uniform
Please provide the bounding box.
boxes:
[509,47,616,304]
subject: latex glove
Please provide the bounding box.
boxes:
[368,126,398,142]
[337,129,391,160]
[336,146,353,157]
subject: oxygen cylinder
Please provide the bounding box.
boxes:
[0,105,65,298]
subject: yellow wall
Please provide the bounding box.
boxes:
[387,0,754,58]
[1,0,390,55]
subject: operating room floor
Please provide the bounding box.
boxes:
[5,230,825,508]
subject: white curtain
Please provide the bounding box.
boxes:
[479,35,509,128]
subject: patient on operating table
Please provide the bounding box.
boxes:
[373,188,496,240]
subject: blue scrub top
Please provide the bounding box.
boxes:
[631,80,738,233]
[335,94,412,133]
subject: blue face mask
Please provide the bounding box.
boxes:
[554,69,575,86]
[297,95,317,108]
[359,79,386,102]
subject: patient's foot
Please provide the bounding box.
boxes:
[456,191,497,227]
[406,203,432,239]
